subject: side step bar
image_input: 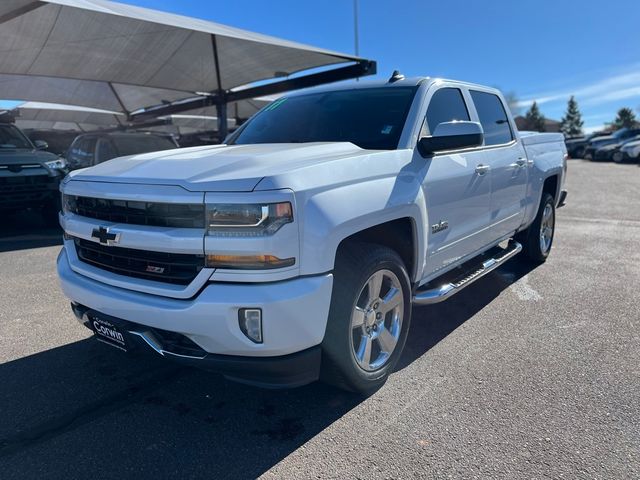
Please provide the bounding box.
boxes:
[413,241,522,305]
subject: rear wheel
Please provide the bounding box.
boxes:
[516,193,555,263]
[321,242,412,394]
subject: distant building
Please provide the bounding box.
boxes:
[514,116,561,132]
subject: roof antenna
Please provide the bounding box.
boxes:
[388,70,405,83]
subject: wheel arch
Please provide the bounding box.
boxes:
[336,217,420,283]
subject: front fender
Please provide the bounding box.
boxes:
[295,174,427,282]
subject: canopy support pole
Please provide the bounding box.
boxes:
[210,34,228,142]
[216,100,228,142]
[108,82,130,122]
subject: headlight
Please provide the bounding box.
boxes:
[206,202,293,237]
[61,194,76,214]
[45,158,67,170]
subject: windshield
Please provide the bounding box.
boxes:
[0,124,34,150]
[229,87,418,150]
[612,129,627,138]
[113,135,177,157]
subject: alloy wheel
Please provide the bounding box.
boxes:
[350,269,404,371]
[539,203,554,254]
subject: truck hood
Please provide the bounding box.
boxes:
[69,142,371,192]
[0,149,59,165]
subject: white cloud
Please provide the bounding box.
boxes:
[518,66,640,109]
[583,124,607,134]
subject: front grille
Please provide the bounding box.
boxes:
[0,174,56,204]
[0,164,42,171]
[64,195,205,228]
[74,237,205,285]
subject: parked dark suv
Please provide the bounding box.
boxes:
[584,128,640,160]
[24,129,79,156]
[0,123,67,225]
[65,132,179,170]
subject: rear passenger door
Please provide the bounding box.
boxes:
[421,86,492,276]
[469,90,527,239]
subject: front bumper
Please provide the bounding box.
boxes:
[57,248,333,384]
[72,304,321,388]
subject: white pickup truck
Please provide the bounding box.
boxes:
[57,74,567,393]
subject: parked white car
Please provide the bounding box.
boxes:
[57,74,567,393]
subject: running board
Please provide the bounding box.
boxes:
[413,241,522,305]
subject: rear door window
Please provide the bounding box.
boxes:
[470,91,513,146]
[112,136,177,157]
[67,137,97,167]
[96,138,118,163]
[424,88,470,135]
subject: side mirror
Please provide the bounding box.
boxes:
[418,121,484,157]
[34,140,49,150]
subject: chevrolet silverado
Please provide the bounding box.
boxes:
[57,74,567,393]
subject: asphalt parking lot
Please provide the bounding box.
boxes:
[0,160,638,479]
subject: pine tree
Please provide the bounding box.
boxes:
[611,108,637,129]
[524,101,546,132]
[560,96,584,137]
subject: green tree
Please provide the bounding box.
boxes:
[611,107,637,129]
[560,96,584,136]
[524,101,546,132]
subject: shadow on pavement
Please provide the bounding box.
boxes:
[0,210,62,252]
[0,261,537,479]
[399,259,537,370]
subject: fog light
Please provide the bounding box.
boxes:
[239,308,263,343]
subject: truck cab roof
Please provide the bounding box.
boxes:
[283,75,502,97]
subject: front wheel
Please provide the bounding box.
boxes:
[516,193,556,263]
[321,242,412,394]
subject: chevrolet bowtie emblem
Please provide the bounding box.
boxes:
[91,226,120,245]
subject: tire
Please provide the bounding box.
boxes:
[321,242,412,394]
[516,193,556,263]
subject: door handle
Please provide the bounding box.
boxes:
[510,158,527,168]
[475,164,490,175]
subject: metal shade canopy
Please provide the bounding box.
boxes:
[0,0,376,137]
[10,101,125,130]
[5,97,268,132]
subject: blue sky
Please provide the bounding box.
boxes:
[124,0,640,132]
[4,0,639,132]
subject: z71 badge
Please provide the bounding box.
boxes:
[431,220,449,234]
